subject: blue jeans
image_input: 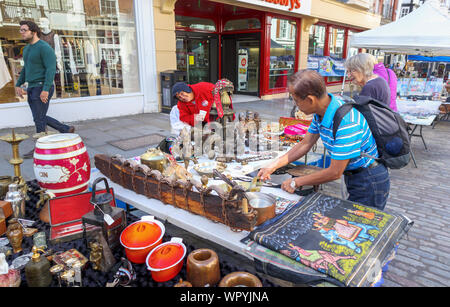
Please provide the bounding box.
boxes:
[344,163,390,210]
[27,85,70,133]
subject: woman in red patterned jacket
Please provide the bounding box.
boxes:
[172,82,216,127]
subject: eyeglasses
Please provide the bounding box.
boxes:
[19,29,30,33]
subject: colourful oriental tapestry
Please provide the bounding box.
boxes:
[244,192,413,287]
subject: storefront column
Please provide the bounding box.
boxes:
[298,17,318,70]
[153,0,178,111]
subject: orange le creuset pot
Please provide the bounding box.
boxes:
[146,237,186,282]
[120,216,165,264]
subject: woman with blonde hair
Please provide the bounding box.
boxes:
[345,53,391,108]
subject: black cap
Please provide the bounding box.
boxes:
[172,82,192,98]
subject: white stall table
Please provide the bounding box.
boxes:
[89,168,301,259]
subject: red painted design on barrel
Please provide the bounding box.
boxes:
[33,134,91,197]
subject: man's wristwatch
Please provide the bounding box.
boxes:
[290,179,296,190]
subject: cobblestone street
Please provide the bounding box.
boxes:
[1,98,450,287]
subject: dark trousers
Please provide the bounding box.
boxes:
[344,163,390,210]
[27,85,70,133]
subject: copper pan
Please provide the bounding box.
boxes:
[246,192,276,226]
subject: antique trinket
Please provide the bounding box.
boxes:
[50,264,64,287]
[218,271,262,287]
[25,246,52,287]
[106,257,136,287]
[140,148,168,173]
[0,176,13,199]
[187,249,221,287]
[33,232,47,249]
[82,177,126,250]
[4,183,25,219]
[53,249,88,270]
[6,219,23,253]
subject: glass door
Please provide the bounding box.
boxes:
[176,36,212,84]
[237,40,259,94]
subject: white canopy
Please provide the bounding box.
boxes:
[349,0,450,56]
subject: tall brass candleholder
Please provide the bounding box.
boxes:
[0,129,30,199]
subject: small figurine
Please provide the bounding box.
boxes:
[50,264,64,287]
[89,241,103,271]
[6,220,23,254]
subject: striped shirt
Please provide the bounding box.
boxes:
[308,93,378,171]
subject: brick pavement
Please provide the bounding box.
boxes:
[1,98,450,287]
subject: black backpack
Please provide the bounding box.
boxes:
[332,95,411,169]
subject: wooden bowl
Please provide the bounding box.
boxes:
[187,248,220,287]
[218,272,262,287]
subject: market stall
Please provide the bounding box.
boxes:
[0,77,412,288]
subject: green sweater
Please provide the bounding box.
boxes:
[15,40,56,92]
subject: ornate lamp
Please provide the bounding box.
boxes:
[81,177,126,250]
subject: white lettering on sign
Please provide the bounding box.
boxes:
[235,0,311,15]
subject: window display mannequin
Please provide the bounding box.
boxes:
[39,17,64,98]
[61,38,75,94]
[0,42,12,90]
[84,39,99,96]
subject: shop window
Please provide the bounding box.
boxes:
[223,18,261,31]
[269,18,296,89]
[100,0,117,16]
[308,25,325,56]
[175,15,216,32]
[347,30,358,58]
[328,27,345,58]
[0,0,140,103]
[48,0,73,11]
[327,27,345,83]
[5,0,36,7]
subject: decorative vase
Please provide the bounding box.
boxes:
[186,248,221,287]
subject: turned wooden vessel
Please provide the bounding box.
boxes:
[187,248,220,287]
[218,271,262,287]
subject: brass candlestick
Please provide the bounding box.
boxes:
[0,129,30,200]
[0,129,29,180]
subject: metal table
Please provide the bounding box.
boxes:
[400,114,436,168]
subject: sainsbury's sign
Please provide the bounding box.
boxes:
[236,0,311,15]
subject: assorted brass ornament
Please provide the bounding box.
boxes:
[140,148,168,173]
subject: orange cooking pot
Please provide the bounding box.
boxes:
[146,237,186,282]
[120,216,165,264]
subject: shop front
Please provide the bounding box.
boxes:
[173,0,304,98]
[152,0,382,105]
[0,0,158,130]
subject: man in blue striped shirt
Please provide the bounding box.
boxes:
[258,70,390,210]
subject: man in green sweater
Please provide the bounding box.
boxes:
[15,20,74,158]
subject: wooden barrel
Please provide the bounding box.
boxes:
[33,133,91,197]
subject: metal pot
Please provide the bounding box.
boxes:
[140,148,168,173]
[120,216,165,264]
[0,176,13,199]
[4,183,25,219]
[146,237,186,282]
[246,192,276,226]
